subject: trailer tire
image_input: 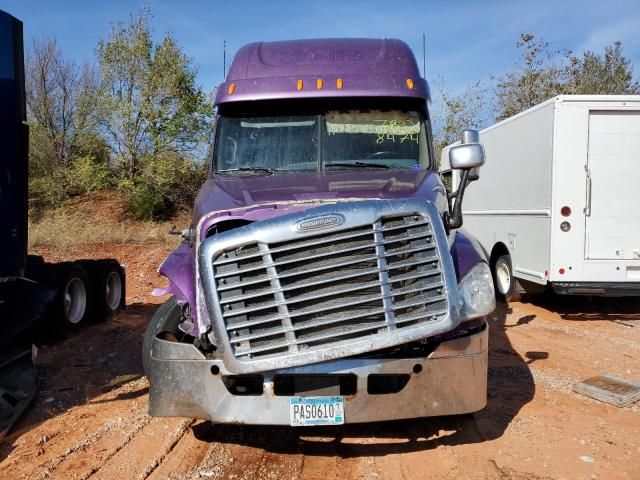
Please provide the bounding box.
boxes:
[94,260,125,323]
[56,265,92,331]
[493,254,518,302]
[142,297,182,377]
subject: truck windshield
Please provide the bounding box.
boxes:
[214,110,427,173]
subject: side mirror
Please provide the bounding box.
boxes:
[446,129,484,230]
[449,133,485,170]
[449,143,485,169]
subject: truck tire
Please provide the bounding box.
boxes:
[94,260,125,323]
[56,264,92,331]
[493,254,518,302]
[142,297,182,377]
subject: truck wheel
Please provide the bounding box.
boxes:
[57,265,92,330]
[95,260,125,322]
[493,254,517,302]
[142,297,182,377]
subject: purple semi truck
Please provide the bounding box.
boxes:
[144,38,494,426]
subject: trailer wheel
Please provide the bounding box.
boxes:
[493,254,517,302]
[57,265,92,330]
[142,297,182,377]
[94,260,125,322]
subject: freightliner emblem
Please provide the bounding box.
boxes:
[295,214,344,233]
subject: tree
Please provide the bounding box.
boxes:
[431,81,489,168]
[494,34,639,120]
[25,37,99,167]
[494,34,571,121]
[96,8,212,179]
[569,42,640,95]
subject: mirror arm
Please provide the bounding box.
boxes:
[447,169,470,230]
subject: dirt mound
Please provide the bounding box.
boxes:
[28,190,191,249]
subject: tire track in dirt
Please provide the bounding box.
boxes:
[50,413,152,480]
[88,417,190,480]
[146,421,212,480]
[1,379,151,480]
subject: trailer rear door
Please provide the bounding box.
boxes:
[585,110,640,260]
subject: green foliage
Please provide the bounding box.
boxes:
[29,169,69,208]
[433,81,489,167]
[494,34,571,120]
[126,183,169,221]
[27,7,212,220]
[570,42,640,95]
[123,153,207,220]
[97,7,213,179]
[66,155,112,195]
[494,34,639,120]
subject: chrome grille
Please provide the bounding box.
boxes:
[207,210,450,365]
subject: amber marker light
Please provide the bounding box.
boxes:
[336,78,343,89]
[297,79,304,91]
[227,83,236,94]
[406,78,415,89]
[316,78,323,89]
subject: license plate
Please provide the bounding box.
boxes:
[289,396,344,426]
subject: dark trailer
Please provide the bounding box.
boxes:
[0,9,125,438]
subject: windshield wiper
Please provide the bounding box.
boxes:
[216,167,277,175]
[324,161,391,169]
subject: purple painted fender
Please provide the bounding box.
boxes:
[449,228,489,280]
[153,243,195,307]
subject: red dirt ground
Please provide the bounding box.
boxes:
[1,241,639,480]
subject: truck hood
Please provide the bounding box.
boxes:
[193,169,447,225]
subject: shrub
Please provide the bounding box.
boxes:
[124,153,207,220]
[126,183,169,221]
[66,155,112,195]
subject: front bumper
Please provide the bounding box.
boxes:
[148,323,488,425]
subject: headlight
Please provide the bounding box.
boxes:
[458,262,495,320]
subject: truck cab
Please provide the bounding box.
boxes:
[145,38,494,425]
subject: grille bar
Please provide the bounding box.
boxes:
[222,278,384,318]
[234,320,392,357]
[227,303,388,333]
[214,238,436,279]
[219,267,442,304]
[225,291,447,331]
[213,222,432,267]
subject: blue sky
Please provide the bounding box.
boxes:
[2,0,640,96]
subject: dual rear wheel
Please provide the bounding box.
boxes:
[56,260,125,331]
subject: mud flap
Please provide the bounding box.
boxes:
[0,278,55,439]
[0,348,37,440]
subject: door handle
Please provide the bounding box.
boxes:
[584,166,592,217]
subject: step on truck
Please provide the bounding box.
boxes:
[0,10,125,438]
[145,38,495,426]
[440,95,640,300]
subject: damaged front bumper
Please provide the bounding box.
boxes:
[148,322,488,425]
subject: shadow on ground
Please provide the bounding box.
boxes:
[193,301,537,457]
[0,302,155,462]
[531,294,640,323]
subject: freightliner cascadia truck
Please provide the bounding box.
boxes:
[0,10,125,437]
[144,38,494,426]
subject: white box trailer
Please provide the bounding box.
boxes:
[440,95,640,298]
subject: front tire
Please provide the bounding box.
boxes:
[142,297,182,376]
[493,254,518,302]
